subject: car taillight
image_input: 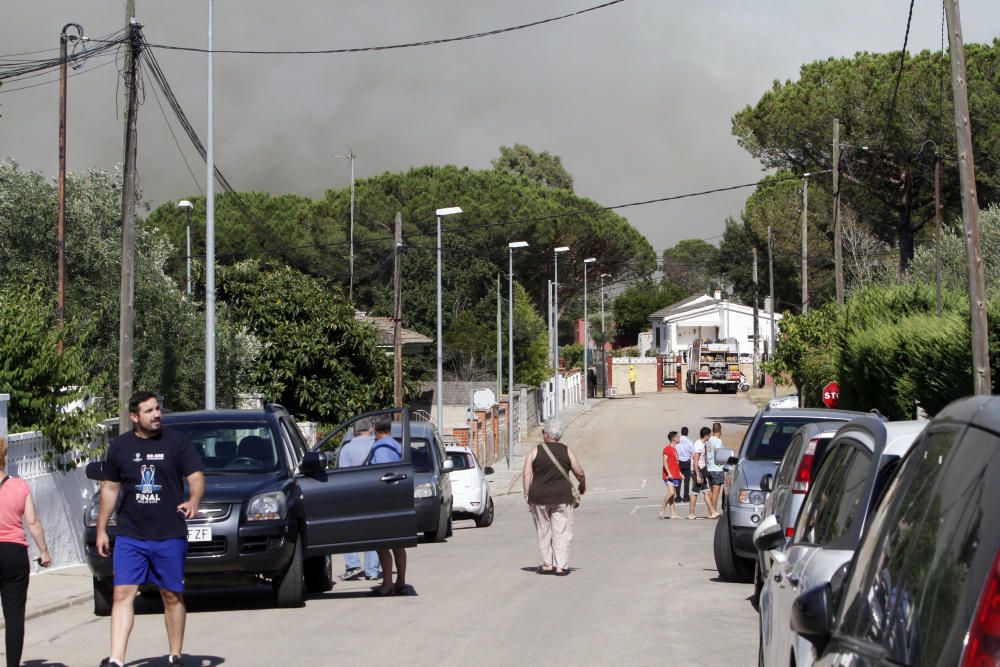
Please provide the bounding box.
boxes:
[785,527,794,539]
[792,453,814,494]
[962,548,1000,667]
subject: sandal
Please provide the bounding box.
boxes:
[536,565,554,575]
[554,569,569,577]
[393,585,412,595]
[367,587,395,597]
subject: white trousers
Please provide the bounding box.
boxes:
[530,503,574,569]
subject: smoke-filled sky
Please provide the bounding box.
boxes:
[3,1,998,255]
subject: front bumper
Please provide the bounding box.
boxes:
[415,496,441,532]
[728,503,766,560]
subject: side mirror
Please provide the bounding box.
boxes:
[760,473,773,493]
[715,447,735,466]
[85,461,104,481]
[299,451,328,475]
[790,583,833,653]
[443,459,455,472]
[483,466,495,475]
[753,514,785,552]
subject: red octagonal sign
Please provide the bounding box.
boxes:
[822,381,840,409]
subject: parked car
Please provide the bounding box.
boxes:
[754,417,925,667]
[329,421,453,542]
[753,421,845,606]
[713,407,869,582]
[84,406,417,614]
[445,446,495,527]
[768,394,800,409]
[789,395,1000,666]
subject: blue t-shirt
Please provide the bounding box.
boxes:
[368,436,402,464]
[103,427,204,540]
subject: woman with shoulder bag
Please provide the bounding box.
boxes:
[522,420,586,577]
[0,436,52,667]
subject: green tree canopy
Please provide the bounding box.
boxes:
[491,144,574,191]
[612,280,688,343]
[661,239,723,296]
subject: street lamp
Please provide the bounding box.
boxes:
[583,258,596,406]
[600,273,610,397]
[332,150,356,302]
[178,200,194,296]
[436,206,463,432]
[553,246,570,417]
[508,241,529,468]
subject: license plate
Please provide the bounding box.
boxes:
[187,526,212,542]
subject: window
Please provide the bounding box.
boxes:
[172,421,280,473]
[746,417,843,460]
[774,434,805,489]
[410,438,433,473]
[447,452,474,470]
[794,443,871,546]
[280,418,307,462]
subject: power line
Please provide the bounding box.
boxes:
[882,0,916,146]
[0,51,121,94]
[145,0,624,55]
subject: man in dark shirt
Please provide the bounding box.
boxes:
[96,392,204,667]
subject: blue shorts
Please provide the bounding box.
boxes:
[113,536,188,591]
[663,479,681,487]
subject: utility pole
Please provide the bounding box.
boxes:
[57,23,83,350]
[833,118,844,305]
[752,247,759,387]
[767,227,776,398]
[392,212,403,408]
[332,151,356,302]
[944,0,990,394]
[496,273,502,398]
[934,153,943,317]
[205,0,217,409]
[117,8,140,432]
[801,178,809,314]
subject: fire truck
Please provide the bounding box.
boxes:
[685,338,741,394]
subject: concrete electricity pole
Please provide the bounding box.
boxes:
[752,247,759,387]
[393,212,403,407]
[944,0,991,394]
[767,227,776,399]
[117,7,141,431]
[801,178,809,314]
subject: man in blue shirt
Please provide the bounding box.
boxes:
[336,419,380,581]
[368,415,407,596]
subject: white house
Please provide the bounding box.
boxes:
[647,290,782,358]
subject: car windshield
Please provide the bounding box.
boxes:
[746,418,837,460]
[411,437,433,473]
[170,421,281,473]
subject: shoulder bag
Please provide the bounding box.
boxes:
[539,443,581,508]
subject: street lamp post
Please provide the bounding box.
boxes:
[553,246,570,417]
[435,206,463,432]
[332,151,355,302]
[583,258,596,407]
[178,200,194,295]
[508,241,529,468]
[600,273,610,397]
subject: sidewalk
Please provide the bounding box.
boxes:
[487,398,602,497]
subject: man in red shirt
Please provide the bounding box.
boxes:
[659,431,682,519]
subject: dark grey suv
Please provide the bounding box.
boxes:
[84,406,417,613]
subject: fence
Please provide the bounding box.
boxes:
[538,370,584,422]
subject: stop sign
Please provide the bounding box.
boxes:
[822,381,840,408]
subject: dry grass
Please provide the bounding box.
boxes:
[749,383,797,409]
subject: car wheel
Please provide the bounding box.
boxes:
[445,511,453,538]
[93,577,112,617]
[304,554,333,593]
[475,497,495,527]
[713,514,754,583]
[758,611,765,667]
[273,536,305,608]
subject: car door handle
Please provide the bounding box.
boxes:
[380,473,408,484]
[787,574,800,587]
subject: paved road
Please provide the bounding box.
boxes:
[21,390,759,667]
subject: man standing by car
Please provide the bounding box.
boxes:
[96,392,204,667]
[705,422,725,519]
[368,415,408,596]
[676,427,694,503]
[336,419,381,582]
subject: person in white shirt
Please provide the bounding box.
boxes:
[675,427,694,503]
[704,422,726,519]
[689,427,711,519]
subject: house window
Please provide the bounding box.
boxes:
[655,327,661,348]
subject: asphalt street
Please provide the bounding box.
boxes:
[19,389,759,667]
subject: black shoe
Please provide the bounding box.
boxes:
[341,567,364,581]
[169,656,185,666]
[99,660,123,667]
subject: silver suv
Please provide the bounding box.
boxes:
[712,407,867,582]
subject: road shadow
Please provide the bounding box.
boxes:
[127,655,225,666]
[519,565,577,576]
[23,660,71,667]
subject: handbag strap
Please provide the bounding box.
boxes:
[539,443,574,486]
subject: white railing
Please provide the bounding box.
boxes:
[563,371,582,406]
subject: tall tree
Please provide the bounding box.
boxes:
[491,144,574,191]
[612,281,688,344]
[661,239,723,296]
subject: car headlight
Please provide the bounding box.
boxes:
[84,498,115,527]
[414,482,435,499]
[246,492,287,521]
[738,490,768,506]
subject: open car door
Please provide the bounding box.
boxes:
[297,408,417,556]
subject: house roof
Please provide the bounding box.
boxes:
[648,295,782,324]
[355,313,433,348]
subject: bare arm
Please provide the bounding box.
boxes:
[96,480,120,558]
[522,447,536,501]
[178,471,205,518]
[567,448,586,495]
[22,494,51,567]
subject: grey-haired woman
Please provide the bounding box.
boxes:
[522,420,586,576]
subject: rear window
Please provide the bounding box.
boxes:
[170,421,280,473]
[411,437,434,473]
[447,452,475,470]
[746,417,840,460]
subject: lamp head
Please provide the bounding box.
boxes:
[554,246,570,254]
[584,257,597,264]
[508,241,529,249]
[177,200,193,210]
[436,207,463,217]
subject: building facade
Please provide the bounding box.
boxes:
[647,291,782,359]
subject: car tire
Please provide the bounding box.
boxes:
[304,554,333,593]
[445,511,453,538]
[273,536,305,608]
[475,497,495,527]
[758,611,765,667]
[714,514,754,583]
[93,576,112,617]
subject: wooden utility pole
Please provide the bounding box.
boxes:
[768,226,776,398]
[117,6,140,432]
[392,212,403,407]
[57,24,81,350]
[801,178,809,314]
[944,0,990,394]
[934,153,943,317]
[833,118,844,305]
[752,247,759,387]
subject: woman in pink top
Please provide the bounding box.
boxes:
[0,437,51,667]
